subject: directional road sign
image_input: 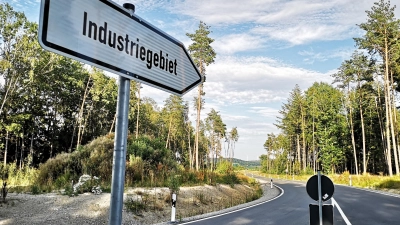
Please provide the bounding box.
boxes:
[39,0,201,95]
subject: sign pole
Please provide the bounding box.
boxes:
[317,170,323,225]
[108,6,134,224]
[108,75,131,225]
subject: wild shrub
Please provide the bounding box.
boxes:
[127,136,176,171]
[180,170,200,185]
[168,174,181,194]
[216,161,233,174]
[195,191,207,204]
[125,197,147,215]
[30,184,41,195]
[126,155,145,185]
[36,135,113,188]
[80,136,114,182]
[36,152,78,187]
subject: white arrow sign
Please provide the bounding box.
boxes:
[39,0,201,95]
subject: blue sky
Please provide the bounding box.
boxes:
[4,0,400,161]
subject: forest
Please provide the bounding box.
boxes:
[261,0,400,176]
[0,3,240,190]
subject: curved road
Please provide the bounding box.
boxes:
[181,175,400,225]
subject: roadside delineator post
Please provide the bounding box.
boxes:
[270,179,273,189]
[171,193,177,223]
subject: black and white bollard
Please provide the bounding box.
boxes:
[270,179,273,189]
[171,193,177,223]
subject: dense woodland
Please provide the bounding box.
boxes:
[261,0,400,176]
[0,2,240,179]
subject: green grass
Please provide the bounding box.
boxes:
[253,170,400,191]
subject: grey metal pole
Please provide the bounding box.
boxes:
[317,170,323,225]
[108,4,134,225]
[108,75,131,225]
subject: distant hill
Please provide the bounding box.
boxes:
[232,158,260,168]
[215,158,261,169]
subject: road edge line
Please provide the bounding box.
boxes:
[178,184,285,225]
[332,197,352,225]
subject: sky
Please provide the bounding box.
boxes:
[4,0,400,161]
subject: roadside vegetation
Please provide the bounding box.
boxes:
[255,170,400,193]
[260,0,400,192]
[0,135,256,192]
[0,4,258,218]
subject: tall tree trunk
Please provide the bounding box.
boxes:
[77,75,92,149]
[20,132,24,169]
[187,124,192,170]
[136,83,141,139]
[297,134,300,164]
[301,105,306,171]
[195,82,203,171]
[375,82,388,170]
[80,102,93,144]
[29,132,34,167]
[312,95,316,173]
[4,130,8,166]
[109,114,116,134]
[393,95,400,170]
[0,72,20,116]
[166,116,172,148]
[390,70,400,175]
[358,86,367,174]
[384,36,393,176]
[15,137,18,164]
[348,92,359,175]
[388,81,399,175]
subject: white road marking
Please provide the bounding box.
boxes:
[179,184,284,224]
[332,197,352,225]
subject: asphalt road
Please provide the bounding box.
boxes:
[181,175,400,225]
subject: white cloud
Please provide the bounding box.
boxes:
[252,24,358,46]
[248,107,279,118]
[170,0,391,45]
[202,56,333,105]
[298,47,355,65]
[213,33,266,55]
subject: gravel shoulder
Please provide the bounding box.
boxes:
[0,178,281,225]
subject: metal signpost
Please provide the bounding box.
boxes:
[39,1,202,224]
[306,171,335,225]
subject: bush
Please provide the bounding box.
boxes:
[125,197,147,215]
[168,175,181,194]
[126,155,145,185]
[80,136,114,182]
[36,135,114,188]
[36,153,79,187]
[217,173,240,187]
[30,184,41,195]
[216,161,234,174]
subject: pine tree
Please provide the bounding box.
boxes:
[186,21,216,171]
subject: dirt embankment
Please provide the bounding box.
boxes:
[0,182,280,225]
